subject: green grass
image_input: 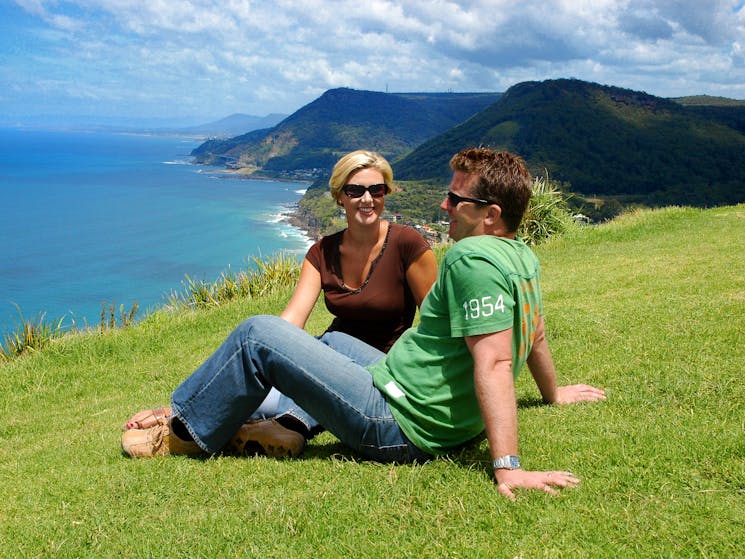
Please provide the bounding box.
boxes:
[518,171,575,245]
[1,205,743,558]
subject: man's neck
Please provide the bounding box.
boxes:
[481,220,514,239]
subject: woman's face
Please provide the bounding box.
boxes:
[339,167,386,227]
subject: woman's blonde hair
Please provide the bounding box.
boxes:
[329,150,393,204]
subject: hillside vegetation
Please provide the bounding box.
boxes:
[1,205,743,557]
[395,79,745,208]
[191,89,501,172]
[191,80,744,227]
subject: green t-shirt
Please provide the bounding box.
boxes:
[368,235,544,455]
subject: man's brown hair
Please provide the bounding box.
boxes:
[449,148,532,232]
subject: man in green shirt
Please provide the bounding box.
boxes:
[369,148,606,498]
[123,148,606,500]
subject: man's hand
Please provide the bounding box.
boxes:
[494,468,580,501]
[553,384,606,405]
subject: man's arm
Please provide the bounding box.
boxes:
[466,329,582,500]
[466,328,518,463]
[527,315,607,405]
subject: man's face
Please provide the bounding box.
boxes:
[440,170,487,241]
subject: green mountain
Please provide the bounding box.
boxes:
[673,96,745,136]
[190,88,501,172]
[394,79,745,207]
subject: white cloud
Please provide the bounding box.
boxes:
[4,0,745,122]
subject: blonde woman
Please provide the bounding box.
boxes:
[124,150,438,457]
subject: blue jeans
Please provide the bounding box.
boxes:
[171,315,430,463]
[247,330,385,434]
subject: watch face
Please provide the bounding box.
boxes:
[508,456,520,468]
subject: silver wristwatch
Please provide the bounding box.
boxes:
[492,455,521,470]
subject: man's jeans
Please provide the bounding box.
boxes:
[171,315,430,463]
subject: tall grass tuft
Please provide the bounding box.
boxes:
[0,305,64,363]
[99,301,139,331]
[167,252,301,310]
[518,171,576,245]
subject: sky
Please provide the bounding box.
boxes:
[1,0,744,126]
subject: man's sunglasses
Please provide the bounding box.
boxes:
[342,183,388,198]
[446,191,496,207]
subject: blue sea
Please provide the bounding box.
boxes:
[0,128,312,338]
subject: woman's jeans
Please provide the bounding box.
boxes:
[247,330,381,434]
[171,315,430,463]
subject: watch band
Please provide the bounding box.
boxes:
[492,455,521,470]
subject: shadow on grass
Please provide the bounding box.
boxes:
[302,431,495,477]
[517,396,547,409]
[122,396,547,468]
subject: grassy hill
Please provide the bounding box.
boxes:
[190,88,501,173]
[395,79,745,209]
[1,205,743,557]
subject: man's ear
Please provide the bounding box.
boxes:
[485,203,502,225]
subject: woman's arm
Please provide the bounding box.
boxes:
[279,258,323,329]
[405,249,438,307]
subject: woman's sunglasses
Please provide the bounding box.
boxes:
[446,191,496,207]
[342,183,388,198]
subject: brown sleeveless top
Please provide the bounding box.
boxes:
[306,223,431,352]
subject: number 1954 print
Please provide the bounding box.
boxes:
[463,295,506,320]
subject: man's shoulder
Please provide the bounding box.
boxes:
[444,235,537,272]
[446,235,526,257]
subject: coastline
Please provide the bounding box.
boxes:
[282,204,322,243]
[205,166,318,184]
[203,165,322,242]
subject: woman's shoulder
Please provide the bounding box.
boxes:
[306,229,344,267]
[317,229,345,248]
[388,222,415,238]
[388,222,430,247]
[383,223,432,268]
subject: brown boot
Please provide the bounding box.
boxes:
[224,419,305,458]
[121,418,202,458]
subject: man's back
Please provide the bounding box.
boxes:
[369,234,543,454]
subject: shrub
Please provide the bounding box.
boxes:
[518,172,575,245]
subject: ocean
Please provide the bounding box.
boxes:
[0,128,312,338]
